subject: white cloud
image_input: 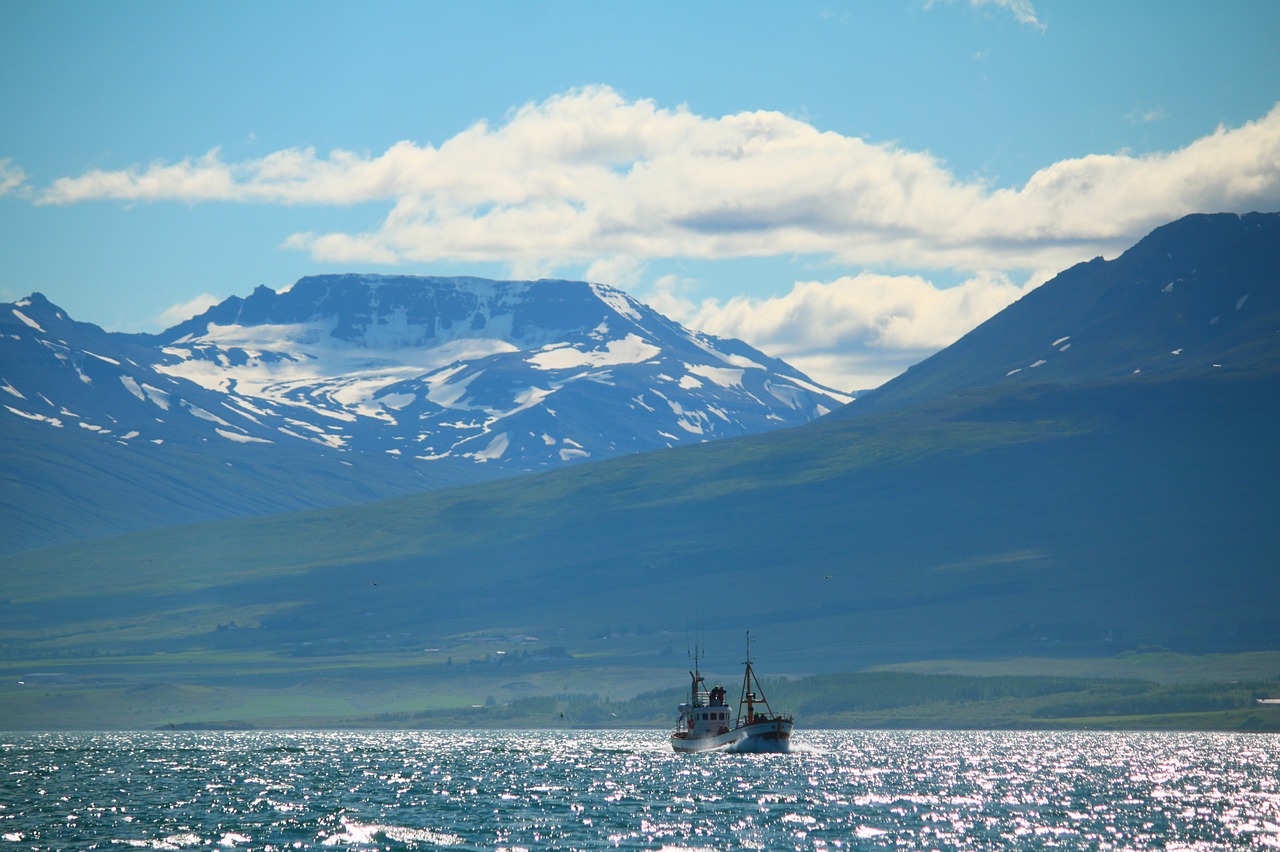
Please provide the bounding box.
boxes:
[647,271,1038,391]
[31,88,1280,281]
[156,292,223,328]
[971,0,1045,31]
[1127,105,1168,125]
[0,159,26,196]
[926,0,1045,31]
[584,256,646,290]
[21,88,1280,389]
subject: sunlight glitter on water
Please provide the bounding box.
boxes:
[0,730,1278,849]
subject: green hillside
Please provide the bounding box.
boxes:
[3,213,1277,729]
[2,365,1277,728]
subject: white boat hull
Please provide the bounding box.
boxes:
[670,718,793,754]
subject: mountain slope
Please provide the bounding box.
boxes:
[4,368,1276,672]
[1,213,1276,729]
[841,212,1280,417]
[0,276,847,553]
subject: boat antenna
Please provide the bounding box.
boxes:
[689,639,703,678]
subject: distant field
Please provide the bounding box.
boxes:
[877,651,1280,683]
[2,651,1276,733]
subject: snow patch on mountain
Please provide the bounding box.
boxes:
[764,381,806,410]
[85,351,120,366]
[589,282,642,322]
[424,366,481,409]
[527,334,660,370]
[215,427,271,444]
[687,363,745,389]
[183,401,232,427]
[142,384,171,410]
[376,392,415,410]
[11,309,43,332]
[6,405,62,427]
[471,432,510,462]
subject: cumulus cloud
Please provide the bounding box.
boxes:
[156,292,223,328]
[647,271,1037,391]
[585,256,647,291]
[21,88,1280,388]
[32,88,1280,280]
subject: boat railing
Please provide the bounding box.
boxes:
[745,711,793,724]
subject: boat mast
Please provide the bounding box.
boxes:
[689,642,706,708]
[739,630,777,725]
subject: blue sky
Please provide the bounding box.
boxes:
[2,1,1278,389]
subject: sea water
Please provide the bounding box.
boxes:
[1,729,1278,849]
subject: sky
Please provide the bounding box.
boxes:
[2,1,1278,391]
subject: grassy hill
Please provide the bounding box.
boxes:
[2,366,1277,728]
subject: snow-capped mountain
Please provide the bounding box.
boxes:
[1,275,849,551]
[153,274,848,463]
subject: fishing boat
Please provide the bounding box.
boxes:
[670,638,794,753]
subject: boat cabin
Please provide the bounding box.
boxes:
[677,683,733,737]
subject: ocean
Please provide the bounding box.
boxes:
[1,729,1277,849]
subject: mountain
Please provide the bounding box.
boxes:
[0,276,848,553]
[2,212,1277,729]
[841,212,1280,416]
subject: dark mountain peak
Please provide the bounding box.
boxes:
[4,291,114,343]
[7,291,65,322]
[160,274,653,351]
[840,211,1280,417]
[19,290,54,306]
[1133,211,1278,254]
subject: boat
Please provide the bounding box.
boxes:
[670,637,794,753]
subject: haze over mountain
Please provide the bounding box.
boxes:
[0,275,847,553]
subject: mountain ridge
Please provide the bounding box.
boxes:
[842,211,1280,417]
[1,275,846,553]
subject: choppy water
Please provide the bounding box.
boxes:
[1,730,1278,849]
